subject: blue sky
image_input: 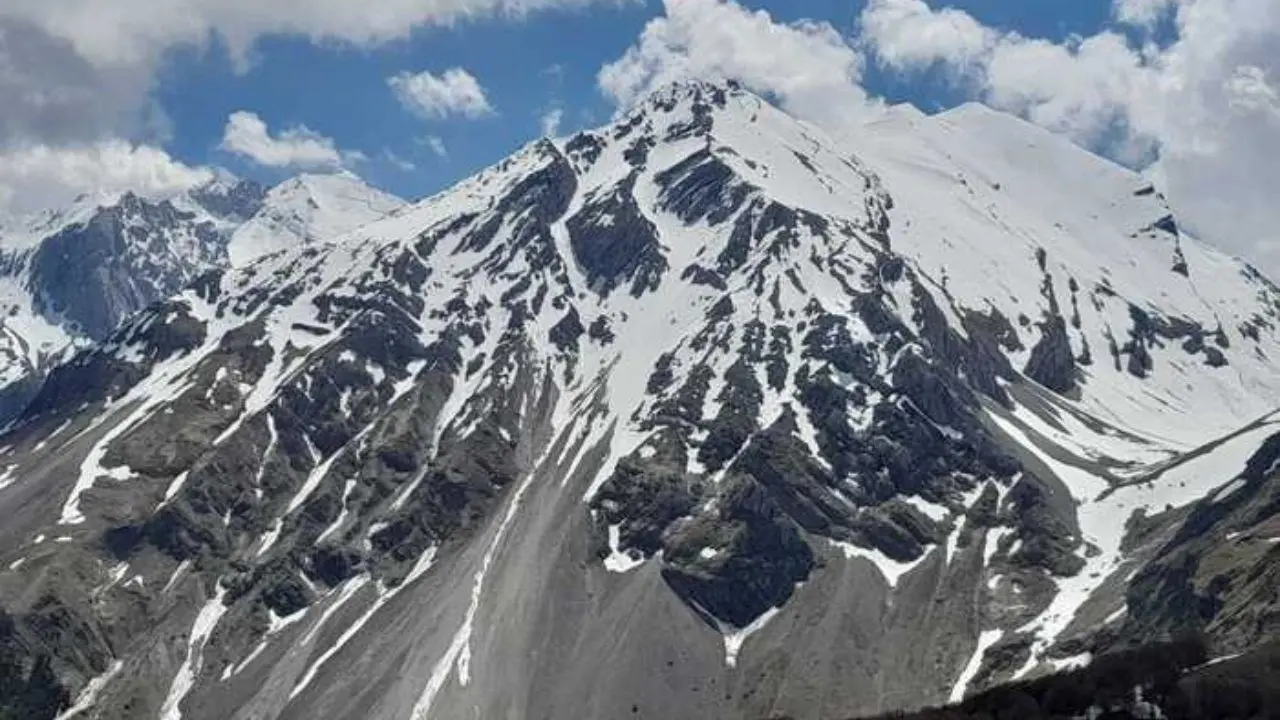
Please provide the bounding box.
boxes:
[154,0,1116,200]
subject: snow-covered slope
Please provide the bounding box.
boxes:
[849,102,1280,451]
[0,81,1276,720]
[227,172,406,266]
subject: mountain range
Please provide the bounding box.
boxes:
[0,171,404,426]
[0,80,1277,720]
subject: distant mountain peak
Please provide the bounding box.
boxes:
[226,171,405,266]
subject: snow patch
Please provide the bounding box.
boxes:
[829,539,925,589]
[723,606,780,669]
[162,560,192,594]
[603,523,645,573]
[158,584,229,720]
[56,660,124,720]
[950,629,1003,703]
[904,495,950,522]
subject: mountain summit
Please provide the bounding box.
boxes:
[0,80,1277,720]
[227,172,406,266]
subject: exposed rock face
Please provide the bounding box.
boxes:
[28,193,228,340]
[0,81,1277,720]
[567,173,667,297]
[1024,316,1076,393]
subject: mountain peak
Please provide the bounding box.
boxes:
[643,76,747,106]
[226,170,405,265]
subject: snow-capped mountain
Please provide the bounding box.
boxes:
[0,173,404,427]
[227,172,406,266]
[0,80,1277,720]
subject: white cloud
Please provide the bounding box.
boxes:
[0,140,212,216]
[857,0,992,72]
[983,32,1153,151]
[861,0,1153,149]
[389,68,494,119]
[423,135,448,158]
[220,110,347,170]
[1112,0,1182,28]
[540,107,564,137]
[1225,65,1280,117]
[0,17,167,149]
[860,0,1280,277]
[2,0,607,69]
[598,0,880,127]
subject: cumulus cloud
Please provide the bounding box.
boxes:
[857,0,992,73]
[598,0,880,127]
[861,0,1153,148]
[1112,0,1182,28]
[0,17,164,149]
[2,0,606,69]
[220,111,348,170]
[389,68,494,120]
[858,0,1280,276]
[0,140,212,216]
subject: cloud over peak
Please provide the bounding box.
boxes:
[599,0,880,128]
[220,111,348,171]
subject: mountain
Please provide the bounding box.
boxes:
[0,80,1277,720]
[226,172,406,266]
[0,173,403,427]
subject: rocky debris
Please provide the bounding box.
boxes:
[1120,432,1280,654]
[856,637,1246,720]
[732,411,858,539]
[697,360,762,470]
[0,603,94,720]
[564,132,605,171]
[592,431,704,557]
[19,300,209,426]
[680,264,728,291]
[548,309,586,352]
[1004,474,1085,577]
[188,178,267,223]
[907,273,1015,404]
